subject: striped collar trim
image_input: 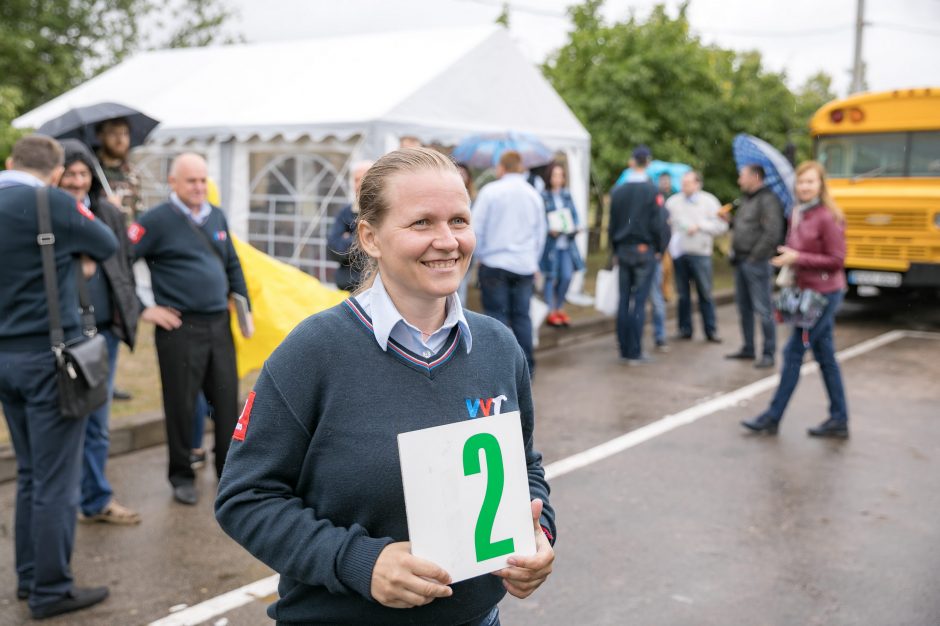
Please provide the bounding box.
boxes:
[343,299,462,372]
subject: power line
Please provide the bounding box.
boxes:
[450,0,567,19]
[694,24,853,38]
[871,21,940,37]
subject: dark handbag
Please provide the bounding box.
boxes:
[36,189,110,419]
[773,286,829,329]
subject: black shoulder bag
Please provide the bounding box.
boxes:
[36,189,110,419]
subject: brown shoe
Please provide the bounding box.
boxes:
[80,500,141,525]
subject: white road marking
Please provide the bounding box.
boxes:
[147,575,279,626]
[148,329,937,626]
[544,329,912,480]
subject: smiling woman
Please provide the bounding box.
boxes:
[215,147,556,626]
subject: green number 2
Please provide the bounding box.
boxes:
[463,433,515,562]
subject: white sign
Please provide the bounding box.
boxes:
[547,208,575,234]
[397,411,537,583]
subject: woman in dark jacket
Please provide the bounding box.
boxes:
[539,163,584,327]
[742,161,849,438]
[58,139,141,523]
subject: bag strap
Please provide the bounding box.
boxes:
[36,187,65,348]
[36,189,97,350]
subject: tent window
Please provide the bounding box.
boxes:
[249,151,351,283]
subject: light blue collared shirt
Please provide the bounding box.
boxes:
[353,273,472,358]
[170,192,212,225]
[472,173,547,275]
[0,170,45,189]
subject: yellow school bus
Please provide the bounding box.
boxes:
[810,87,940,292]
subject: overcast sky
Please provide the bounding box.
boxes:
[229,0,940,96]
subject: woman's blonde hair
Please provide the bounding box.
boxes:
[795,160,844,223]
[349,147,464,293]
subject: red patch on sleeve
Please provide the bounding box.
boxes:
[656,193,665,207]
[127,223,146,244]
[232,391,256,441]
[76,201,95,221]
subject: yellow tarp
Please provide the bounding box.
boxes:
[230,235,349,378]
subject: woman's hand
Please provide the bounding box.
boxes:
[371,542,453,609]
[771,245,799,267]
[492,499,554,598]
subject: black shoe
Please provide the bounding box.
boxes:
[17,588,28,600]
[31,586,109,620]
[725,350,755,360]
[173,483,199,505]
[808,419,849,439]
[674,333,693,341]
[754,356,775,369]
[112,388,133,401]
[706,335,723,343]
[189,449,207,469]
[741,413,779,435]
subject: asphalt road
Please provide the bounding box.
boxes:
[1,295,938,626]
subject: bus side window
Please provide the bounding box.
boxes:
[910,131,940,176]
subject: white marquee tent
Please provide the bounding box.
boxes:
[16,26,591,283]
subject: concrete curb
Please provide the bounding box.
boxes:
[0,289,736,484]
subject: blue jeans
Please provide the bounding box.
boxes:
[80,329,120,516]
[650,260,665,344]
[546,249,575,311]
[192,392,211,450]
[0,349,85,610]
[734,260,776,358]
[674,254,718,338]
[478,265,535,374]
[767,290,848,423]
[616,246,656,359]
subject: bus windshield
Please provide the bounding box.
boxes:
[817,131,940,178]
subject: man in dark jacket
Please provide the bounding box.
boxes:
[608,145,669,364]
[726,164,784,369]
[0,135,116,619]
[58,140,141,525]
[327,160,372,290]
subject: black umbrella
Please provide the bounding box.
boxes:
[36,102,159,149]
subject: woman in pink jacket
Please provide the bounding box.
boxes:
[741,161,849,438]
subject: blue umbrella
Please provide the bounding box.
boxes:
[452,131,555,170]
[614,160,691,192]
[732,134,795,216]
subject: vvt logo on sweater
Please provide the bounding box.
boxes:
[465,395,508,419]
[214,230,227,241]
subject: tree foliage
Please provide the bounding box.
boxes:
[543,1,836,203]
[0,0,240,159]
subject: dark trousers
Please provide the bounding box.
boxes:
[768,289,848,423]
[0,350,84,611]
[478,265,535,374]
[733,259,776,358]
[616,246,656,359]
[155,312,238,487]
[673,254,718,339]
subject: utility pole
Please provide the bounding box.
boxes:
[850,0,866,93]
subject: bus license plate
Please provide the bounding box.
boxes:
[848,270,902,287]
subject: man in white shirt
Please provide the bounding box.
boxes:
[472,150,547,375]
[665,170,728,342]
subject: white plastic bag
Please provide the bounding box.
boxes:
[594,266,619,317]
[530,296,549,347]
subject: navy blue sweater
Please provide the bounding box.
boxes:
[0,182,118,351]
[131,202,249,314]
[216,300,554,625]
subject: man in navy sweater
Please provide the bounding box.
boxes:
[0,135,117,619]
[130,153,252,505]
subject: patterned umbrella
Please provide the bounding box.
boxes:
[452,131,555,169]
[732,134,795,216]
